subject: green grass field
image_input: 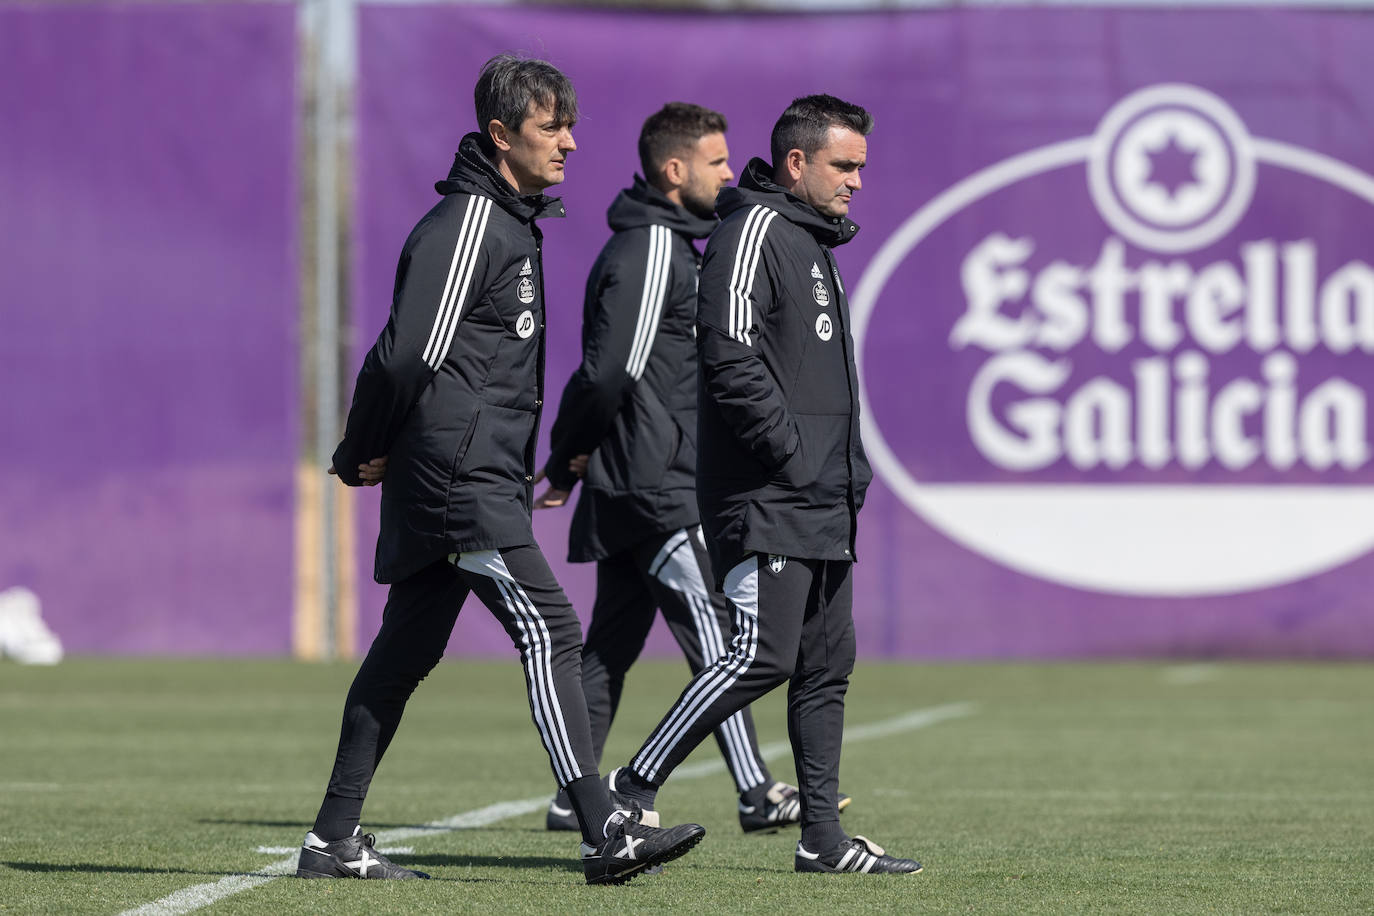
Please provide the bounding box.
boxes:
[1,658,1371,914]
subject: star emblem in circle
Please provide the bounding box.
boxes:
[1111,108,1232,228]
[1086,84,1258,253]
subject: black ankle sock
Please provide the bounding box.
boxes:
[611,766,659,809]
[800,820,848,853]
[312,791,364,842]
[565,774,615,845]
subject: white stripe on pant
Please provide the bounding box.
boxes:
[627,553,856,828]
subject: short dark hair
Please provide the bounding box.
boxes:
[474,54,578,137]
[638,102,729,178]
[769,94,873,167]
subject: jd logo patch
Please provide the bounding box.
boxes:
[515,309,535,339]
[815,314,833,341]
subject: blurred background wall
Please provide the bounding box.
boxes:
[4,0,1373,659]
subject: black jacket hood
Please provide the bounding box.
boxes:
[434,133,566,223]
[606,174,718,238]
[716,157,859,248]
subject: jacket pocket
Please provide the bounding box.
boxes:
[666,415,692,480]
[770,413,848,493]
[592,391,676,493]
[772,431,815,489]
[451,403,535,483]
[449,404,484,479]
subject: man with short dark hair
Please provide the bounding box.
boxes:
[608,94,924,875]
[295,54,704,886]
[535,102,824,835]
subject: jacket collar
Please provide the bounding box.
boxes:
[434,133,567,223]
[716,157,859,248]
[606,175,718,239]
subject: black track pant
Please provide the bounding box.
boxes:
[581,527,772,794]
[628,554,855,829]
[321,546,600,808]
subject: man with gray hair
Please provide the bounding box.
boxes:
[296,54,704,886]
[607,94,924,875]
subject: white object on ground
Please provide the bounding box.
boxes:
[0,586,63,665]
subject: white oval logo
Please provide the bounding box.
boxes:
[517,277,536,305]
[852,83,1374,597]
[815,313,833,341]
[813,281,830,307]
[515,309,535,339]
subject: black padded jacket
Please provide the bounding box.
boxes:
[544,176,717,562]
[694,158,873,586]
[333,134,565,583]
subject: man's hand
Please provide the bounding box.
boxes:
[534,485,571,509]
[530,453,589,509]
[327,456,388,486]
[358,456,387,485]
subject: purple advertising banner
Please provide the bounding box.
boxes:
[0,4,299,653]
[354,5,1374,657]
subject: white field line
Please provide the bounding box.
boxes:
[1161,663,1221,685]
[119,701,976,916]
[118,801,549,916]
[119,872,282,916]
[945,787,1374,803]
[675,701,978,779]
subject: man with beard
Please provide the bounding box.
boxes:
[606,95,923,875]
[296,56,704,886]
[536,103,833,835]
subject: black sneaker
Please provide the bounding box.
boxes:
[546,788,579,832]
[581,814,705,885]
[739,781,802,833]
[795,835,922,874]
[296,826,430,879]
[739,783,853,833]
[605,767,659,827]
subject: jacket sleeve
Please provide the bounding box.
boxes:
[696,211,799,472]
[545,226,671,491]
[332,202,491,485]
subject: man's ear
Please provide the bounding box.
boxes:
[662,157,687,190]
[784,148,807,182]
[488,119,512,151]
